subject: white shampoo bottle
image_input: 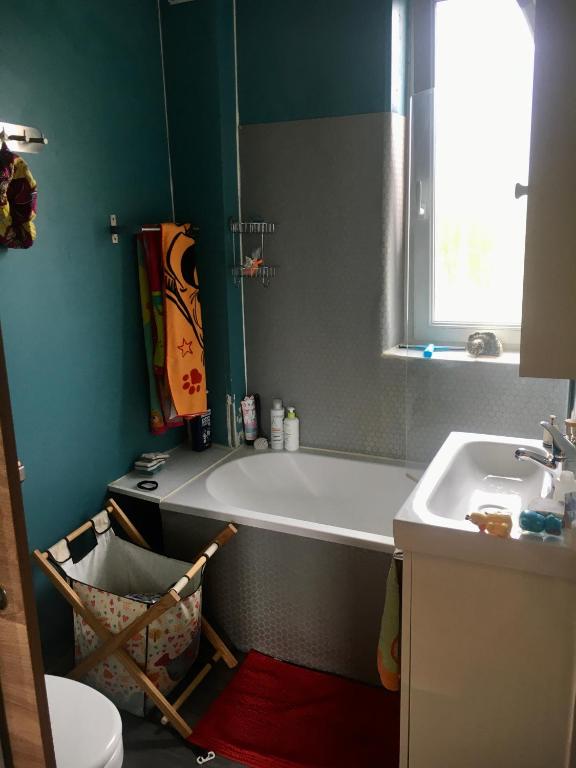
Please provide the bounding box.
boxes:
[284,407,299,451]
[270,398,285,450]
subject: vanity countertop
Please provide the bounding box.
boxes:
[108,443,237,503]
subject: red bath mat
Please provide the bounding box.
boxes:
[189,650,399,768]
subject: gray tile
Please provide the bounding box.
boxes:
[239,112,569,468]
[163,513,391,686]
[405,359,569,463]
[240,113,407,459]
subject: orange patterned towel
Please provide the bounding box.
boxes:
[161,224,207,417]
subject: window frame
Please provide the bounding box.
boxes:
[407,0,526,349]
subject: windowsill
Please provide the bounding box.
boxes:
[383,346,520,365]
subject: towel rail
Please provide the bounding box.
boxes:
[139,225,200,233]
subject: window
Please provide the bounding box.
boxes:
[408,0,534,347]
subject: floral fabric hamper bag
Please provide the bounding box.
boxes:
[34,500,238,739]
[56,512,202,716]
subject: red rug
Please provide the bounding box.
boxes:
[189,650,399,768]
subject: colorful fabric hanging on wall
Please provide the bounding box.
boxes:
[0,142,38,249]
[137,230,183,434]
[161,224,207,418]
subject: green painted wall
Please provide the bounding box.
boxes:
[0,0,400,661]
[236,0,406,124]
[391,0,409,116]
[0,0,183,659]
[161,0,245,442]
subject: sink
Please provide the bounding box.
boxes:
[416,433,552,527]
[393,432,576,582]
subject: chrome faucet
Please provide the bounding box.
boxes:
[514,446,560,472]
[515,419,576,474]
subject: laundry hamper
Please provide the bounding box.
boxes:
[35,499,238,738]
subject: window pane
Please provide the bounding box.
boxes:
[432,0,534,326]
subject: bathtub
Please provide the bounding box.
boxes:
[161,447,419,684]
[162,448,417,552]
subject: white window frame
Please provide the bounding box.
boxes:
[407,0,525,349]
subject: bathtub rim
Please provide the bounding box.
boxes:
[160,446,423,553]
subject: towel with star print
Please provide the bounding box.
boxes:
[161,223,207,417]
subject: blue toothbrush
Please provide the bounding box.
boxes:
[399,344,465,358]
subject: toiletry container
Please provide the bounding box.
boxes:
[241,395,259,444]
[284,407,299,452]
[553,470,576,505]
[189,410,212,451]
[270,398,284,450]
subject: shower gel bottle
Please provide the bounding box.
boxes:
[284,407,299,452]
[270,398,284,450]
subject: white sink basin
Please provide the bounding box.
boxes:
[394,432,576,581]
[419,432,552,526]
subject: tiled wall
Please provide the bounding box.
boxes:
[241,112,407,458]
[240,113,569,463]
[163,511,391,685]
[405,359,568,463]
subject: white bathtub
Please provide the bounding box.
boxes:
[161,447,420,683]
[161,448,419,552]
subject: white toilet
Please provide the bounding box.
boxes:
[45,675,124,768]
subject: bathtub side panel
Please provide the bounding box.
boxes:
[162,511,391,685]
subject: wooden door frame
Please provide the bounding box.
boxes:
[0,325,55,767]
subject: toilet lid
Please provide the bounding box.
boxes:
[45,675,123,768]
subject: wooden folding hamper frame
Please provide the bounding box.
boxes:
[33,498,238,739]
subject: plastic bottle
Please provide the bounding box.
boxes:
[284,407,299,452]
[552,472,576,544]
[270,398,284,451]
[241,395,258,443]
[552,470,576,505]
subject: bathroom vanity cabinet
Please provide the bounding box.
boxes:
[394,431,576,767]
[520,0,576,378]
[399,551,576,768]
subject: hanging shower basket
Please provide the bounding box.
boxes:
[230,219,278,287]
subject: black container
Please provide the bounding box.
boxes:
[188,410,212,451]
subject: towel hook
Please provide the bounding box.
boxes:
[0,121,48,152]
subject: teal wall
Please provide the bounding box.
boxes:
[236,0,406,124]
[391,0,409,116]
[161,0,246,443]
[0,0,183,658]
[0,0,402,661]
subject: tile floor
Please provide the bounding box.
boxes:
[122,651,245,768]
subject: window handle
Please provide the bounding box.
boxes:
[515,182,529,199]
[417,180,427,216]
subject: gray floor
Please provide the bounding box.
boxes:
[122,651,245,768]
